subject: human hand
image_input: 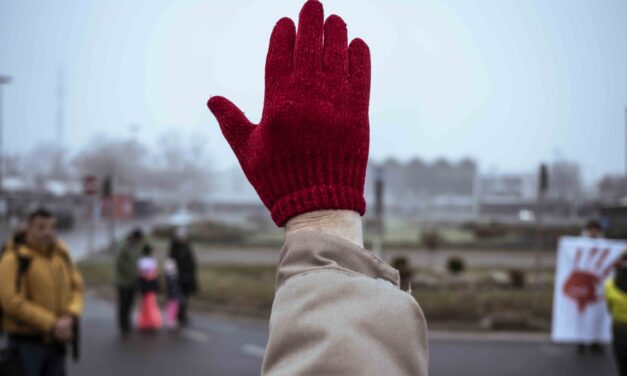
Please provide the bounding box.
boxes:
[208,0,371,226]
[52,315,74,343]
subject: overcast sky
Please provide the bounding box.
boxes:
[0,0,626,184]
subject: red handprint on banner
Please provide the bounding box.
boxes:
[562,247,612,314]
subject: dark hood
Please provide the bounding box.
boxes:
[615,268,627,293]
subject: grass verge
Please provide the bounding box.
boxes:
[78,260,553,330]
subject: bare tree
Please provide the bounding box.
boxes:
[148,131,211,200]
[73,132,211,202]
[23,143,73,180]
[73,136,149,190]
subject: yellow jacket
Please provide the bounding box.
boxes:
[0,238,84,336]
[605,277,627,325]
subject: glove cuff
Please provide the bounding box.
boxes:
[256,152,368,226]
[271,185,366,226]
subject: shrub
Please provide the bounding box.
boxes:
[508,269,527,289]
[391,256,413,290]
[421,229,441,250]
[447,256,466,275]
[152,220,248,244]
[472,221,508,239]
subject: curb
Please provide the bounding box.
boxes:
[429,330,551,343]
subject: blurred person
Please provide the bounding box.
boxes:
[168,227,197,326]
[582,219,603,239]
[577,219,606,354]
[206,1,428,374]
[163,259,181,329]
[0,223,28,339]
[0,208,83,376]
[137,244,162,331]
[0,222,28,256]
[605,253,627,376]
[115,228,144,335]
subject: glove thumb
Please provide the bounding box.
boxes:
[207,96,254,148]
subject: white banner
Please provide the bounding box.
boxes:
[551,236,627,343]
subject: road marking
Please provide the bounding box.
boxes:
[195,320,236,335]
[242,344,266,358]
[180,328,210,344]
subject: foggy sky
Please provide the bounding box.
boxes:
[1,0,626,184]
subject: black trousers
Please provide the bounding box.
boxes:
[117,286,137,333]
[10,336,66,376]
[177,292,190,325]
[614,328,627,376]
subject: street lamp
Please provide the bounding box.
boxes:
[373,165,385,259]
[533,163,549,312]
[0,75,11,238]
[0,75,12,220]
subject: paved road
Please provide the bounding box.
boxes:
[71,295,617,376]
[70,294,267,375]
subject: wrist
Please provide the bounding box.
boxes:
[285,210,364,247]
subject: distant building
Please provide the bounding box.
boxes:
[599,175,627,205]
[600,205,627,239]
[475,173,536,221]
[0,176,85,229]
[548,160,582,201]
[365,158,477,219]
[205,168,266,224]
[475,161,586,223]
[476,173,536,201]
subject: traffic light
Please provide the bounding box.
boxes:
[101,175,113,198]
[539,164,549,193]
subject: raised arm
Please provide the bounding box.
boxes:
[207,1,428,375]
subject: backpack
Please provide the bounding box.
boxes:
[0,245,29,376]
[0,245,32,338]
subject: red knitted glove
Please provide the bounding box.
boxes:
[207,0,371,226]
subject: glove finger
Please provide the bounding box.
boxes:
[207,96,254,148]
[266,17,296,85]
[348,38,371,103]
[323,15,348,76]
[294,0,324,74]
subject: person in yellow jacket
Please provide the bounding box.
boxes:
[0,208,84,376]
[605,252,627,376]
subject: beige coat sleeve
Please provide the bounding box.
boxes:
[262,232,429,376]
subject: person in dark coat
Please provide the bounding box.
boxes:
[163,259,181,329]
[168,227,198,326]
[115,229,144,334]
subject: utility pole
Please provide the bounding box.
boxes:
[373,166,385,259]
[83,175,98,254]
[56,68,66,146]
[533,163,549,312]
[102,174,116,249]
[0,75,12,233]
